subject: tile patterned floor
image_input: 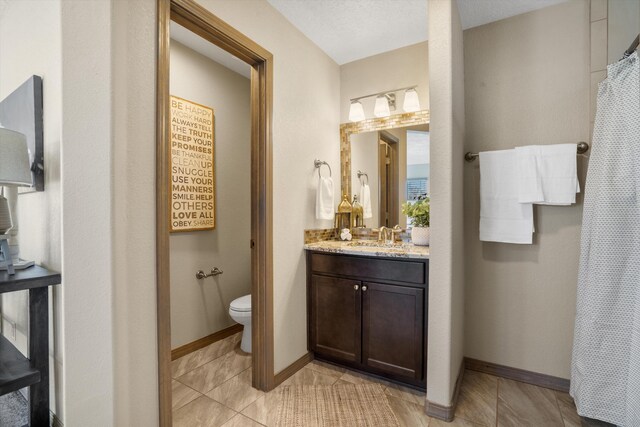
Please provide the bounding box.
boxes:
[172,332,593,426]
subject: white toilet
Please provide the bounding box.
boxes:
[229,294,252,353]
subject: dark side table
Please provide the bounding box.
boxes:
[0,266,61,426]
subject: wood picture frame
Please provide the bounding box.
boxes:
[169,95,216,232]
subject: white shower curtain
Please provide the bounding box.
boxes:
[571,52,640,426]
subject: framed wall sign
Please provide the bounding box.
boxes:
[170,95,215,232]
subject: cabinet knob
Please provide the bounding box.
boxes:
[362,285,368,292]
[354,284,359,290]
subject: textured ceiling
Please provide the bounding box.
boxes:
[267,0,568,64]
[267,0,427,65]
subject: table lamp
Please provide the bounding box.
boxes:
[0,126,33,275]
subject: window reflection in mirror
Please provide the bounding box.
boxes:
[351,124,429,229]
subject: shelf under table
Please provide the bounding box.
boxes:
[0,334,40,396]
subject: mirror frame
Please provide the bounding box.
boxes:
[340,110,430,199]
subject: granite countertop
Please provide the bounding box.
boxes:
[303,240,429,259]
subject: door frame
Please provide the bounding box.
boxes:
[156,0,274,425]
[378,130,399,227]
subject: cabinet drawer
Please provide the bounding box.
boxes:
[310,253,425,285]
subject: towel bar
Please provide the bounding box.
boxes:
[464,142,589,162]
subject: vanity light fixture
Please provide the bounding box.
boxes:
[348,86,419,122]
[402,88,421,112]
[348,100,365,122]
[373,95,391,118]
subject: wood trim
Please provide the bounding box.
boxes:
[171,0,271,65]
[378,133,399,227]
[156,1,172,426]
[171,324,243,361]
[425,358,465,422]
[250,55,275,393]
[379,130,399,144]
[168,95,216,233]
[156,1,274,425]
[274,352,314,387]
[464,357,570,393]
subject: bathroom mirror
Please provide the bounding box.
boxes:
[341,111,430,229]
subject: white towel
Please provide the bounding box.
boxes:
[315,176,334,220]
[517,144,579,205]
[515,146,544,203]
[360,184,373,219]
[479,150,534,244]
[537,143,580,205]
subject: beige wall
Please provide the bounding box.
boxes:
[340,41,428,229]
[427,0,465,407]
[607,0,640,64]
[463,0,589,379]
[111,0,158,423]
[340,41,429,123]
[169,41,252,348]
[71,0,339,422]
[0,0,63,419]
[0,0,340,424]
[450,0,465,404]
[61,0,123,423]
[185,0,342,374]
[112,0,340,422]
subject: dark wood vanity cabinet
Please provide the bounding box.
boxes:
[310,275,362,364]
[362,282,424,380]
[307,251,428,388]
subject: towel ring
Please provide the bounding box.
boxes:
[314,159,332,178]
[357,170,369,185]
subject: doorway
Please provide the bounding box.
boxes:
[156,0,273,425]
[378,131,399,227]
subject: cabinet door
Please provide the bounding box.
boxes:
[310,274,361,363]
[362,282,424,380]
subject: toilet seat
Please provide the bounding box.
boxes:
[230,294,251,312]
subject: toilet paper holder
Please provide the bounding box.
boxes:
[196,267,223,280]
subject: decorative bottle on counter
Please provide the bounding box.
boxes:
[351,195,364,228]
[334,194,353,233]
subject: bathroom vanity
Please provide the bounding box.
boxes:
[305,241,429,389]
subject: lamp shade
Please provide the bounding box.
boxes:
[348,101,365,122]
[403,88,420,112]
[373,95,390,117]
[0,127,32,187]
